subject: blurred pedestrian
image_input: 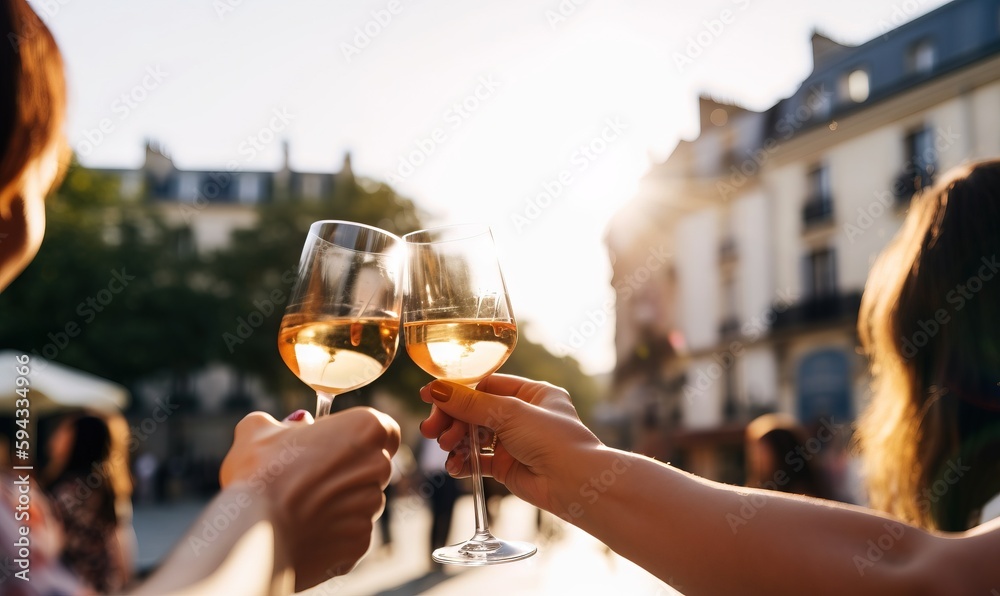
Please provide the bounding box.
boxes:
[744,413,833,499]
[378,443,414,555]
[417,436,458,567]
[43,414,133,593]
[133,451,159,504]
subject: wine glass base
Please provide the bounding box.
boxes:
[432,538,537,566]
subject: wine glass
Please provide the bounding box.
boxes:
[403,223,537,565]
[279,221,404,417]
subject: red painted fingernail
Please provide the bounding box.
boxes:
[286,409,307,422]
[430,384,452,402]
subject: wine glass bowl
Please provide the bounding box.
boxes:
[279,221,404,417]
[403,223,537,565]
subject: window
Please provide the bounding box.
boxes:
[905,126,936,172]
[805,85,831,119]
[837,67,870,103]
[301,174,323,199]
[200,173,234,203]
[803,163,834,226]
[842,68,870,103]
[177,173,200,202]
[146,172,174,199]
[719,274,740,337]
[894,125,937,201]
[237,174,263,204]
[907,39,935,74]
[804,248,837,298]
[807,163,831,203]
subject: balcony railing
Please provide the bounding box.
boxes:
[801,195,834,228]
[771,291,863,331]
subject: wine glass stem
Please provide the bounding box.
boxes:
[468,422,493,540]
[316,391,337,417]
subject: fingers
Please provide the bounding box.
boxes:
[232,411,282,441]
[475,374,543,397]
[445,446,495,479]
[437,419,469,452]
[424,380,524,432]
[321,407,401,456]
[221,411,284,486]
[419,404,454,439]
[370,408,401,456]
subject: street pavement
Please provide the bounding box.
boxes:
[133,494,679,595]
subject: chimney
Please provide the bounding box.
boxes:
[811,31,852,71]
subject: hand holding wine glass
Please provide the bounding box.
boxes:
[403,223,536,565]
[279,221,404,417]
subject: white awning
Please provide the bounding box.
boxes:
[0,350,129,414]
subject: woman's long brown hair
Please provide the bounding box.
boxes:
[856,159,1000,531]
[0,0,67,215]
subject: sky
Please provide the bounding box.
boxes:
[34,0,950,375]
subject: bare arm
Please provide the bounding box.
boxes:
[136,407,399,595]
[133,483,292,596]
[420,375,1000,595]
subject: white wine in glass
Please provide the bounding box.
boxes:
[404,320,517,386]
[279,221,404,417]
[404,224,537,565]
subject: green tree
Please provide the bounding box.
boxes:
[0,162,222,403]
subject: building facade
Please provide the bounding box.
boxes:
[607,0,1000,487]
[105,141,353,252]
[90,143,354,460]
